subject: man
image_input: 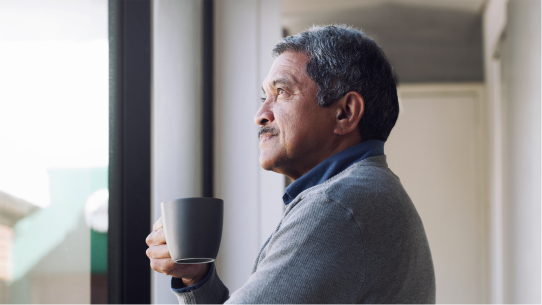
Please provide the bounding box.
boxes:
[146,25,435,303]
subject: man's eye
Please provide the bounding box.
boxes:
[278,88,285,95]
[261,97,266,102]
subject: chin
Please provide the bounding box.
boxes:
[259,151,284,173]
[259,156,275,172]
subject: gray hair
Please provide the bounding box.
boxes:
[272,25,399,142]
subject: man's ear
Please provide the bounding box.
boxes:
[333,91,364,136]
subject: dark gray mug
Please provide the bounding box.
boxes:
[161,197,223,264]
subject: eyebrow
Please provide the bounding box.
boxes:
[262,76,300,94]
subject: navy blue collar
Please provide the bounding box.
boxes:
[282,140,385,205]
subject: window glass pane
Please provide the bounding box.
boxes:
[0,0,108,303]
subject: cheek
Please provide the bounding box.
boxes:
[278,111,312,149]
[275,108,297,145]
[274,99,331,151]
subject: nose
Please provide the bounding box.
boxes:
[254,100,274,126]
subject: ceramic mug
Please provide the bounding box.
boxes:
[161,197,223,264]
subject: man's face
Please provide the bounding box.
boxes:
[255,51,337,179]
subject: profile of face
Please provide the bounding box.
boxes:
[255,51,339,180]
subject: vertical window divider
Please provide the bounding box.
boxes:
[108,0,152,303]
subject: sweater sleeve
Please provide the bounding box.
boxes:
[173,194,365,304]
[228,194,365,303]
[172,263,230,304]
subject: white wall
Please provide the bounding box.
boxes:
[387,84,488,303]
[214,0,283,293]
[151,0,203,303]
[500,0,541,303]
[482,1,508,302]
[483,0,541,303]
[151,0,283,301]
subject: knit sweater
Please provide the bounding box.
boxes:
[173,155,436,303]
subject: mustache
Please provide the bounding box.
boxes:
[258,126,279,139]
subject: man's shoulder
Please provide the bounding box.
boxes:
[280,155,435,304]
[320,155,404,198]
[293,155,413,215]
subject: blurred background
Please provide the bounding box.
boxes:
[0,0,108,303]
[0,0,539,304]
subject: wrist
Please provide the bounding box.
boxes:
[181,263,210,287]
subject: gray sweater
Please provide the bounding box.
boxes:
[174,156,435,303]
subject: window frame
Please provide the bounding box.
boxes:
[108,0,152,303]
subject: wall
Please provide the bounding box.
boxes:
[500,0,541,303]
[483,0,541,303]
[151,0,283,301]
[213,0,284,293]
[387,84,488,303]
[151,0,203,303]
[483,1,507,302]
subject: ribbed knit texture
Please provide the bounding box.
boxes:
[173,155,435,304]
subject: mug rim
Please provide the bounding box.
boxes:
[162,197,223,204]
[174,258,215,264]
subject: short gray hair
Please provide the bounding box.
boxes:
[272,25,399,142]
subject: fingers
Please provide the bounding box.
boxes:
[146,228,166,246]
[146,244,171,259]
[149,257,208,279]
[149,257,177,276]
[153,217,163,231]
[147,217,165,247]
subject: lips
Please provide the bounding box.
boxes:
[258,126,279,142]
[259,133,275,142]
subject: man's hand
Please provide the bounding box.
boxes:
[146,217,210,286]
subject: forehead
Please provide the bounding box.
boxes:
[263,51,311,88]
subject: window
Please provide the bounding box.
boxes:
[0,0,108,303]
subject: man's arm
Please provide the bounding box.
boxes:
[147,194,364,304]
[222,194,365,303]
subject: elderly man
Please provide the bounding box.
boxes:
[146,25,435,303]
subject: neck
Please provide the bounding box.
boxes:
[285,134,363,180]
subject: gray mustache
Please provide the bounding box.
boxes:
[258,126,279,139]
